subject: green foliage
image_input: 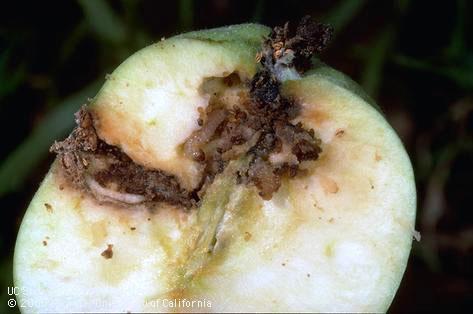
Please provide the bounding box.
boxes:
[393,54,473,90]
[179,0,194,31]
[0,260,18,314]
[360,26,395,98]
[0,50,25,102]
[323,0,367,35]
[77,0,127,44]
[0,81,101,197]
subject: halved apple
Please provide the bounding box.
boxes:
[14,23,416,313]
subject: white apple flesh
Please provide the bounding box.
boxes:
[14,24,416,313]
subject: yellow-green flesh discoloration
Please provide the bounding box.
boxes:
[14,24,416,313]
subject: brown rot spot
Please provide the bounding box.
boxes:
[130,227,136,231]
[244,231,252,241]
[101,244,114,259]
[42,240,47,246]
[44,203,53,213]
[375,151,382,161]
[319,175,339,194]
[335,129,345,137]
[304,109,329,126]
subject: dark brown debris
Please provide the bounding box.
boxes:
[232,17,327,198]
[44,203,53,213]
[93,154,192,207]
[250,69,281,109]
[101,244,114,259]
[259,15,333,73]
[50,108,98,187]
[51,17,325,207]
[186,88,321,200]
[188,18,325,199]
[51,107,194,208]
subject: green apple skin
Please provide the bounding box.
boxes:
[14,24,416,313]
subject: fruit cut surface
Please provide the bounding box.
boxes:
[14,23,416,313]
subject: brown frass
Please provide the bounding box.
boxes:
[189,16,330,199]
[101,244,114,259]
[51,108,193,208]
[260,15,333,74]
[51,17,331,208]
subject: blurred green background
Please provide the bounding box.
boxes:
[0,0,472,312]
